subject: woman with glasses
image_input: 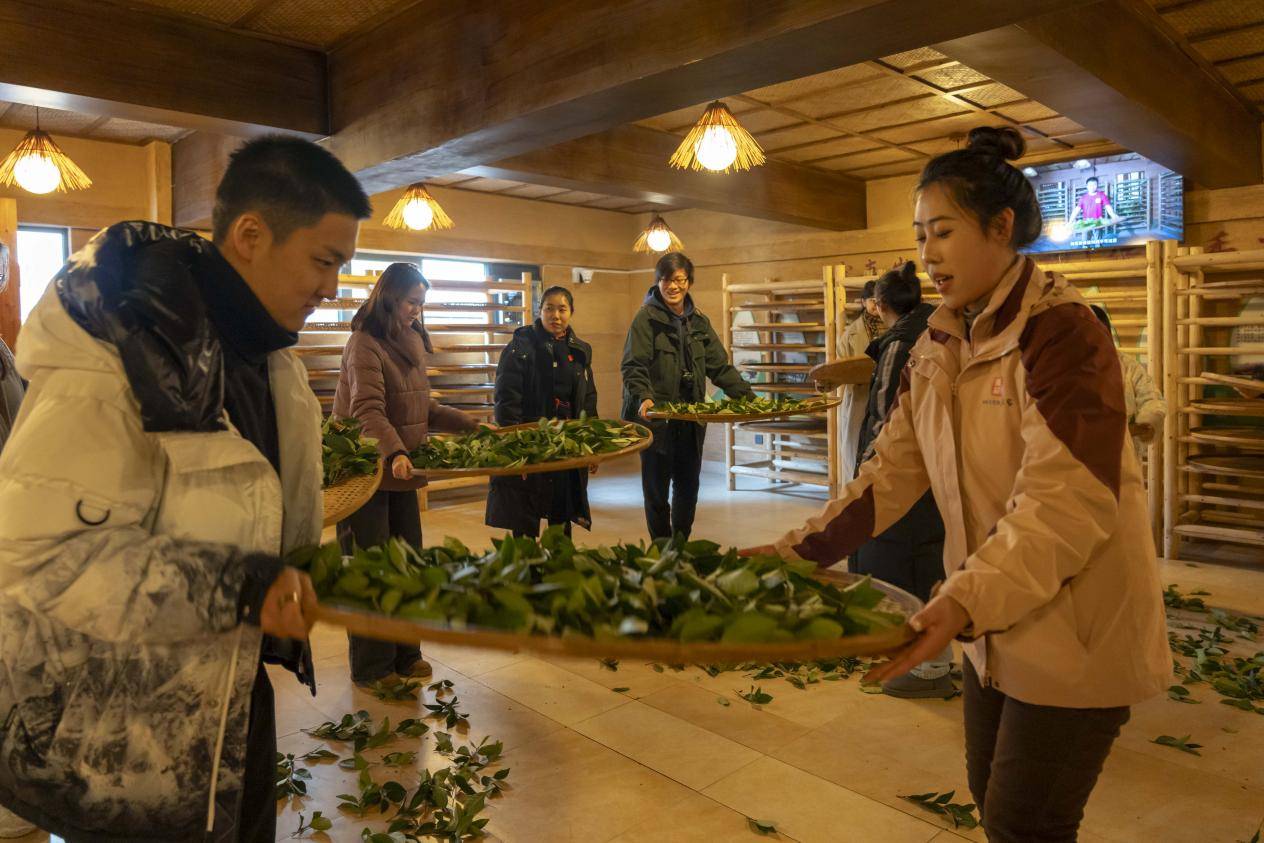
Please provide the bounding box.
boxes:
[621,252,753,540]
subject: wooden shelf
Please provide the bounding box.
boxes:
[294,345,345,356]
[730,463,831,487]
[729,302,825,312]
[1173,523,1264,547]
[750,383,818,394]
[732,343,826,352]
[732,323,826,331]
[424,324,518,333]
[737,363,814,373]
[426,303,527,313]
[433,343,507,353]
[427,364,498,375]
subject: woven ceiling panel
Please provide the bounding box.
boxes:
[123,0,256,25]
[248,0,408,47]
[917,64,991,90]
[746,65,885,104]
[1160,0,1264,38]
[772,136,879,163]
[788,75,931,119]
[961,83,1028,108]
[499,183,570,200]
[1,103,102,135]
[820,146,919,171]
[881,47,949,70]
[757,124,843,153]
[829,97,966,136]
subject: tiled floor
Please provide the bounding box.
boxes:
[16,464,1264,842]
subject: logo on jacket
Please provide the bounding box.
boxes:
[991,377,1003,397]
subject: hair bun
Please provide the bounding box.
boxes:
[898,260,918,283]
[966,126,1025,161]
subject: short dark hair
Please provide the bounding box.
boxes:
[1086,176,1100,187]
[212,136,372,244]
[875,261,922,317]
[917,126,1042,249]
[859,280,877,301]
[540,286,574,310]
[654,252,694,285]
[1090,304,1113,335]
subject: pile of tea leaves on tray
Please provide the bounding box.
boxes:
[656,395,826,416]
[322,416,379,487]
[289,528,903,643]
[409,416,643,471]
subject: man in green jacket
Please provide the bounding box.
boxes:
[621,252,752,539]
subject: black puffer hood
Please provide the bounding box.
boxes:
[56,221,225,433]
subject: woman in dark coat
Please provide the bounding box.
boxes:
[486,286,598,537]
[621,252,753,540]
[851,260,950,699]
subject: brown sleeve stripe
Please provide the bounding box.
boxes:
[991,258,1035,336]
[792,485,876,565]
[1019,303,1126,499]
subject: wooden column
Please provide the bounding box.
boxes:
[0,198,19,349]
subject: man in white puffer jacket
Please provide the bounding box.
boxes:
[0,138,368,841]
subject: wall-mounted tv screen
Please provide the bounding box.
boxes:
[1024,152,1183,255]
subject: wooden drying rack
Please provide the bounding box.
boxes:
[721,268,842,497]
[1163,245,1264,565]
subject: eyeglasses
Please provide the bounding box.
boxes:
[661,276,691,289]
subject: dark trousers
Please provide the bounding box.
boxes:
[339,489,423,683]
[640,421,704,540]
[237,664,275,842]
[512,473,576,538]
[850,491,944,603]
[963,660,1129,842]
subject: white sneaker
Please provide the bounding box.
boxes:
[0,806,35,838]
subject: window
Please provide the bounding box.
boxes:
[17,226,69,323]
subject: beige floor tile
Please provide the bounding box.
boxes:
[704,757,940,843]
[478,657,631,726]
[1081,743,1264,842]
[609,788,799,842]
[1117,683,1264,790]
[573,700,761,790]
[481,729,702,843]
[538,652,685,699]
[639,680,813,756]
[418,640,533,678]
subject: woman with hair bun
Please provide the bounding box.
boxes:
[747,126,1169,841]
[850,259,949,699]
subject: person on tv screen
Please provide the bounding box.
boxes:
[1071,177,1120,227]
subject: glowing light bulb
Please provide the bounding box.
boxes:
[401,197,434,230]
[646,228,672,252]
[1048,221,1073,243]
[695,125,738,172]
[13,152,60,194]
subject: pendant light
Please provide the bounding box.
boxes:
[669,101,765,173]
[384,183,454,231]
[0,108,92,195]
[633,214,683,254]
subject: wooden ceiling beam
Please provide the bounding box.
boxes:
[936,0,1262,187]
[327,0,1086,193]
[0,0,326,137]
[462,124,866,231]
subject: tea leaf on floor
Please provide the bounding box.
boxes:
[747,816,778,835]
[1152,734,1203,755]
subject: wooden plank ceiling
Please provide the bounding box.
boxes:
[631,48,1119,183]
[1147,0,1264,111]
[0,101,189,145]
[97,0,421,49]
